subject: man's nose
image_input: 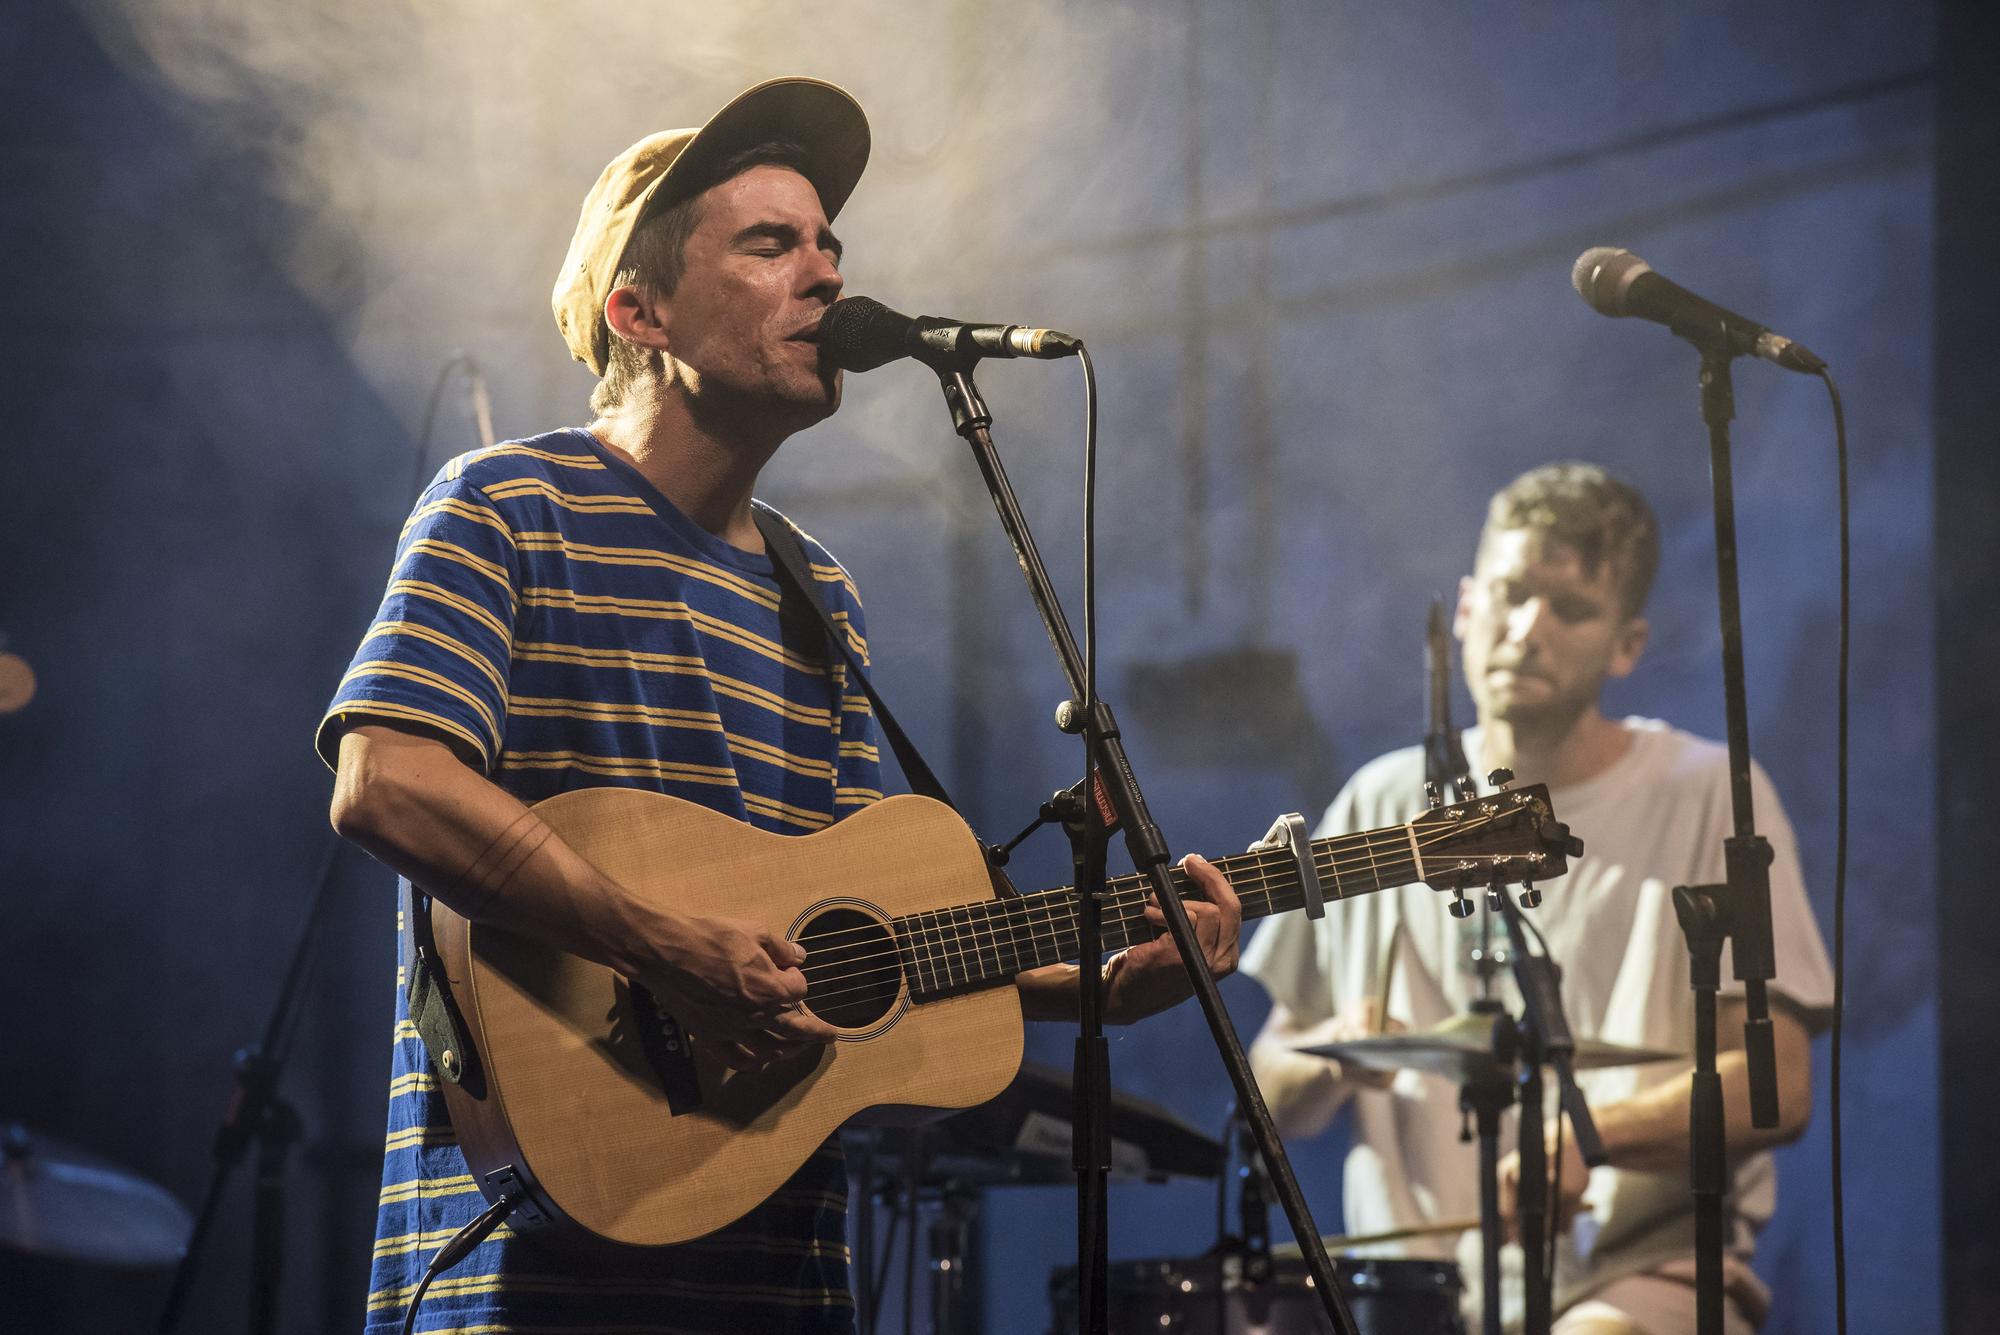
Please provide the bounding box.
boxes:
[1506,597,1550,645]
[802,250,844,302]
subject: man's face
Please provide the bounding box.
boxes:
[652,164,846,425]
[1454,526,1648,732]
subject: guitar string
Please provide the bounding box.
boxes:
[799,812,1541,1010]
[795,867,1398,1012]
[790,807,1519,967]
[792,812,1525,1005]
[787,808,1518,958]
[795,853,1345,1009]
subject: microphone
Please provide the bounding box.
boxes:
[1423,598,1470,802]
[1570,247,1825,374]
[817,296,1081,373]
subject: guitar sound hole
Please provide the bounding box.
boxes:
[796,907,902,1030]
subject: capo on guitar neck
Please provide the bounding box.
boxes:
[1250,813,1324,919]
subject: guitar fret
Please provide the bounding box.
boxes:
[885,787,1554,1008]
[951,904,974,987]
[979,900,1008,980]
[943,907,965,989]
[917,910,940,995]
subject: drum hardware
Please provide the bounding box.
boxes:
[0,1122,193,1267]
[1049,1254,1466,1334]
[845,1061,1225,1335]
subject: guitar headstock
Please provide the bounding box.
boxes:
[1407,783,1583,894]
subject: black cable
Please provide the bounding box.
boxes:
[1816,368,1850,1335]
[1548,1100,1564,1292]
[900,1180,917,1335]
[410,353,482,500]
[397,1189,520,1335]
[1214,1101,1234,1252]
[1080,344,1099,712]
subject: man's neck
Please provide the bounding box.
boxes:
[589,383,792,553]
[1475,707,1633,792]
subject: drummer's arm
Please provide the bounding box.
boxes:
[1502,999,1813,1234]
[1590,997,1815,1169]
[1249,1001,1392,1139]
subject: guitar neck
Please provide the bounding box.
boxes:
[890,821,1423,1003]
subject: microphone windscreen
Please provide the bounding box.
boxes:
[1571,247,1650,317]
[818,296,914,372]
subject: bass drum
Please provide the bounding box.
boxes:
[1049,1254,1465,1335]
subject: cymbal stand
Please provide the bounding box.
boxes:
[1492,880,1605,1335]
[157,837,345,1335]
[1458,1025,1515,1335]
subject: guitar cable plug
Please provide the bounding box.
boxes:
[398,1186,523,1335]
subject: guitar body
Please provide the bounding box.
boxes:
[430,788,1023,1249]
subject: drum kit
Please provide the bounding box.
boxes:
[1037,1015,1679,1335]
[845,1010,1675,1335]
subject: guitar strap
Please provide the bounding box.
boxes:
[752,505,957,811]
[401,878,480,1091]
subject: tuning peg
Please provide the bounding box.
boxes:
[1487,767,1514,790]
[1519,883,1543,909]
[1485,889,1505,912]
[1447,892,1475,920]
[1424,781,1444,810]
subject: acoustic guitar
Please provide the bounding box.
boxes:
[425,783,1576,1248]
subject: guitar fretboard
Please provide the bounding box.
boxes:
[890,824,1428,1002]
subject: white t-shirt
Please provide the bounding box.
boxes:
[1241,718,1834,1318]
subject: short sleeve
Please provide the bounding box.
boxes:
[316,475,519,772]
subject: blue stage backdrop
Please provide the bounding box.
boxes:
[0,3,1936,1332]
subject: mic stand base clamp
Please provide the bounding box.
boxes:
[1672,882,1737,1335]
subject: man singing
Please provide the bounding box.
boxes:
[322,77,1240,1334]
[1244,463,1833,1333]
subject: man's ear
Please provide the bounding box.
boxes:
[1608,615,1649,680]
[603,284,670,354]
[1452,574,1476,642]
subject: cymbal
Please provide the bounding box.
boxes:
[0,1123,192,1267]
[1295,1011,1682,1082]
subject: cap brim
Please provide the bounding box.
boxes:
[645,77,870,227]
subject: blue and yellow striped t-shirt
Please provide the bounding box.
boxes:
[319,427,882,1334]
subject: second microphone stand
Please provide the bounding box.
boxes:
[929,355,1359,1335]
[1665,333,1787,1335]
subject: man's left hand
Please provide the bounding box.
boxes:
[1496,1124,1591,1242]
[1102,854,1242,1024]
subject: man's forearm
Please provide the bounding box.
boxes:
[1589,1010,1813,1172]
[330,724,660,978]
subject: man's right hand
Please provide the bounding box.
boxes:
[627,913,840,1072]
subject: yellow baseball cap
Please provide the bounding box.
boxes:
[552,76,871,375]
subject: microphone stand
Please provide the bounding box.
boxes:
[157,838,345,1335]
[928,359,1359,1335]
[1665,335,1785,1335]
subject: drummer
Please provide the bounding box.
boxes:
[1243,464,1834,1333]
